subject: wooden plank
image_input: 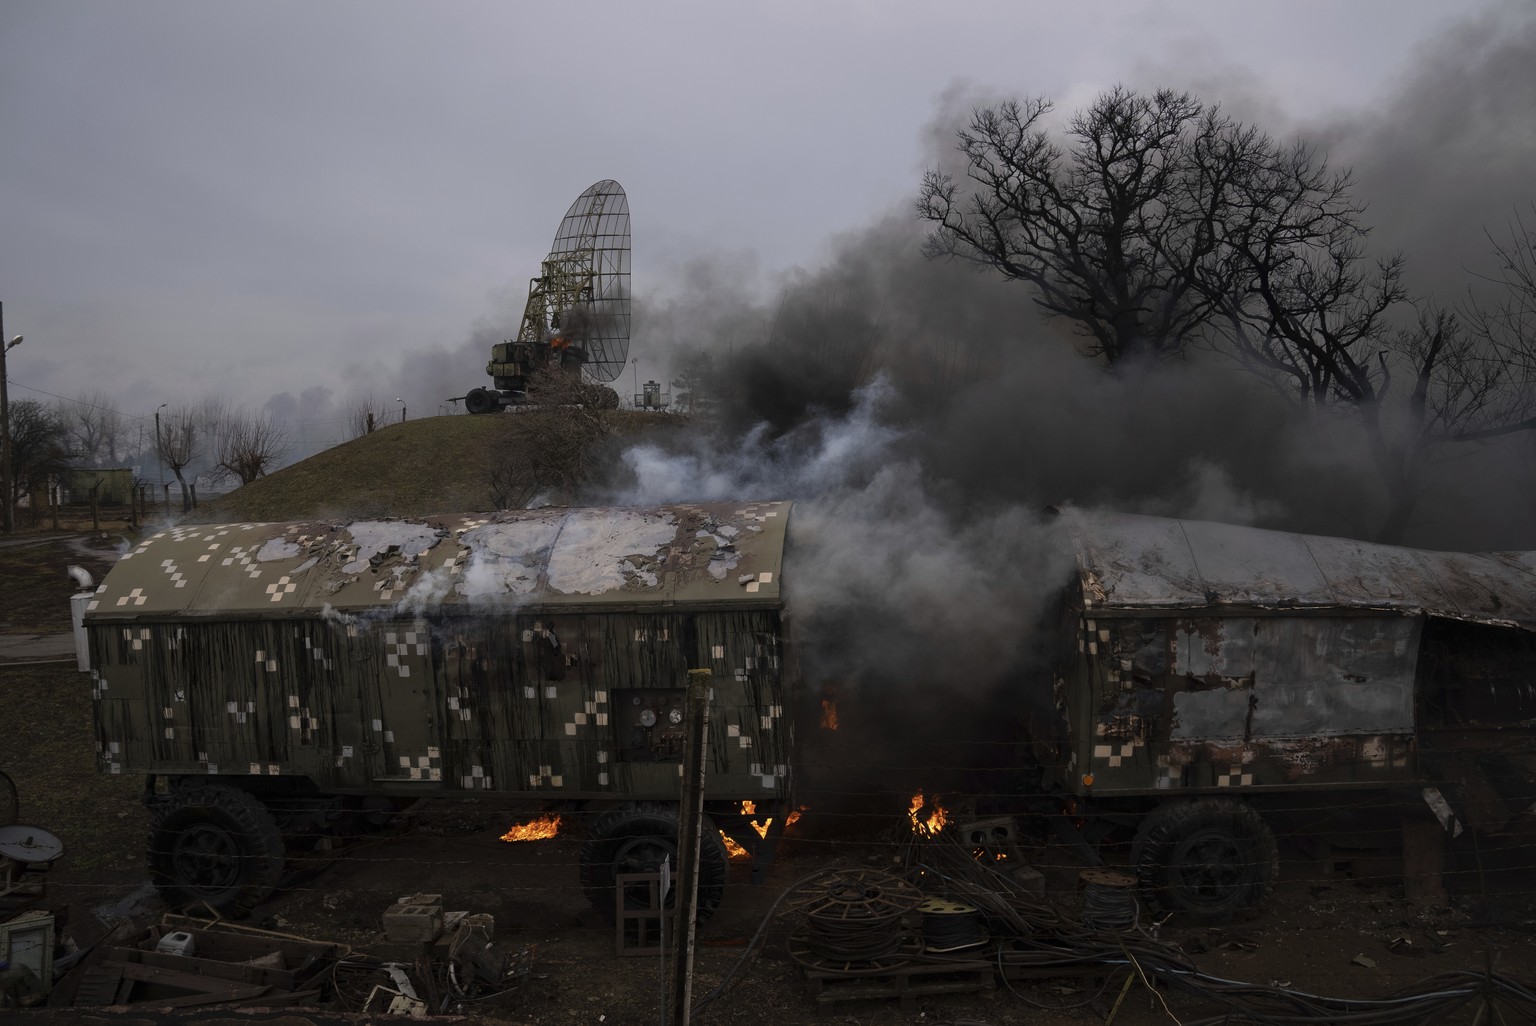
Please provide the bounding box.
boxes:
[108,947,301,990]
[71,964,125,1007]
[111,959,271,1007]
[789,935,994,1011]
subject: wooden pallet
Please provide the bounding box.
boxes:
[789,934,994,1010]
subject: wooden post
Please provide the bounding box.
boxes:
[668,668,710,1026]
[1402,817,1448,906]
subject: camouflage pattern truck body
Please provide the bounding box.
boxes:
[1038,507,1536,916]
[76,501,795,916]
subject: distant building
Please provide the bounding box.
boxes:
[58,467,136,506]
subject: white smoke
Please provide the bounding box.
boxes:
[609,375,908,505]
[595,374,1075,696]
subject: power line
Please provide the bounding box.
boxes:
[8,378,362,430]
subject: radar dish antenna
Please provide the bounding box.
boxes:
[463,180,630,413]
[523,179,630,383]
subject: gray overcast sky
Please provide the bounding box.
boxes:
[0,0,1500,443]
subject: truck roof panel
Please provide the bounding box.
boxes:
[83,501,790,621]
[1058,507,1536,628]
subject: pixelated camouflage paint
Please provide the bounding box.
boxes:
[85,502,794,801]
[1049,508,1536,804]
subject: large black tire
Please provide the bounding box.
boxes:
[465,387,498,415]
[1131,798,1278,919]
[148,784,284,916]
[579,803,729,924]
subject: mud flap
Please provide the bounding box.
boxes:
[1421,786,1464,838]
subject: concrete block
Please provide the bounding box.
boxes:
[383,902,443,943]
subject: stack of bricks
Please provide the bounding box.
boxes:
[383,893,444,943]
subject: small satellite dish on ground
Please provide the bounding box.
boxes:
[462,180,631,413]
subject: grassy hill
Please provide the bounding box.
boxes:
[194,409,679,523]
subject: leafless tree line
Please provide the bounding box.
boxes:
[28,387,424,518]
[38,395,293,514]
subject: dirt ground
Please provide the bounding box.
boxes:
[7,529,1536,1025]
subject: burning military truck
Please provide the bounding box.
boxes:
[73,502,795,917]
[1038,507,1536,916]
[74,499,1536,922]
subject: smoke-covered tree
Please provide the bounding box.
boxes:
[670,349,721,418]
[1213,199,1536,540]
[55,390,124,468]
[921,87,1536,542]
[6,399,76,522]
[1463,206,1536,408]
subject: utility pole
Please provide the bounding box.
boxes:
[667,668,711,1026]
[0,301,24,535]
[155,403,168,516]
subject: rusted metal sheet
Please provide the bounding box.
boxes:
[1168,617,1419,740]
[1077,613,1420,795]
[1057,507,1536,628]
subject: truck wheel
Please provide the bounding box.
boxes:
[148,784,284,916]
[465,387,498,415]
[579,803,728,924]
[1131,798,1277,919]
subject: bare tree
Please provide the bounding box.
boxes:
[56,390,125,468]
[1214,190,1536,539]
[919,88,1288,365]
[921,86,1536,541]
[155,408,200,513]
[6,399,75,522]
[214,411,291,485]
[1463,205,1536,403]
[347,395,392,439]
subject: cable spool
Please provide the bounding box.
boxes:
[1080,868,1139,931]
[918,898,988,953]
[785,869,922,963]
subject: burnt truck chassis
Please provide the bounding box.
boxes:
[76,502,796,919]
[1031,508,1536,918]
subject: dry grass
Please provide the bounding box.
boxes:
[193,409,683,523]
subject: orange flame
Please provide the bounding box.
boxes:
[737,800,805,839]
[907,790,948,836]
[721,831,750,860]
[820,699,839,730]
[499,814,562,842]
